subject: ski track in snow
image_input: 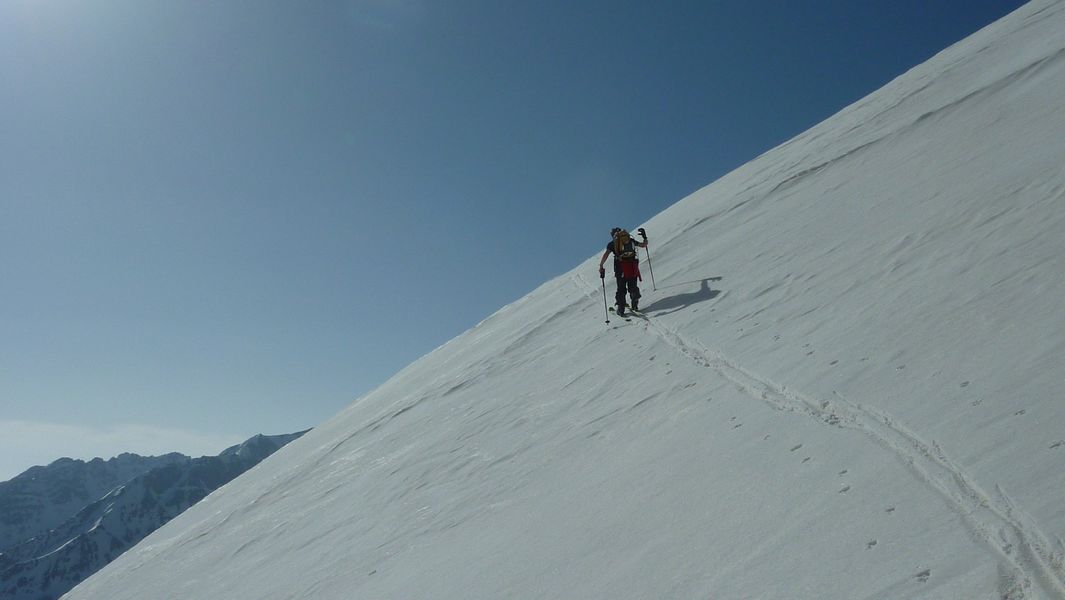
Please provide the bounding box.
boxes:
[573,272,1065,600]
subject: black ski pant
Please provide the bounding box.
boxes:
[614,275,640,308]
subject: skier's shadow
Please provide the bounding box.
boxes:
[643,277,722,316]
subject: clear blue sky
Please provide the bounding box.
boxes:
[0,0,1026,480]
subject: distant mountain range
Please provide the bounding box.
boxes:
[0,431,307,600]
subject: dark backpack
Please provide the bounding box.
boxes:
[613,230,641,279]
[614,231,637,262]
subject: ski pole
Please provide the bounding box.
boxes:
[601,271,610,323]
[645,247,656,290]
[638,228,656,291]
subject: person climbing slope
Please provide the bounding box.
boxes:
[598,227,648,316]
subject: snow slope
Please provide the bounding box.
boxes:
[66,2,1065,599]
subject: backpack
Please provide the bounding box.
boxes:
[614,230,637,262]
[613,230,641,279]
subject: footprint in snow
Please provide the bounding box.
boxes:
[915,569,931,583]
[960,381,970,388]
[790,444,804,452]
[1015,410,1026,416]
[866,540,878,550]
[1051,441,1064,449]
[838,485,851,494]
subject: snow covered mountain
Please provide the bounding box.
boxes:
[0,432,306,600]
[66,2,1065,599]
[0,453,188,553]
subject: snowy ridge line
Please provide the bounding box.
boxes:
[766,42,1065,205]
[634,315,1065,600]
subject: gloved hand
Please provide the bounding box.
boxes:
[599,267,606,279]
[637,227,648,241]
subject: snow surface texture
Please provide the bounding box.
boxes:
[66,2,1065,599]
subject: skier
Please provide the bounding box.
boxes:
[598,227,648,316]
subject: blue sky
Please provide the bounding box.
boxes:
[0,0,1026,480]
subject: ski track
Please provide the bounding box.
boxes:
[572,272,1065,599]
